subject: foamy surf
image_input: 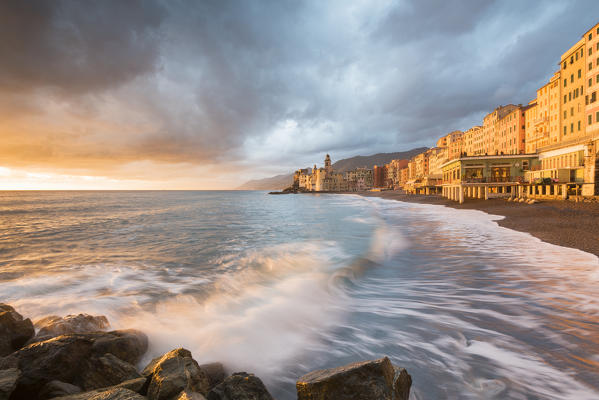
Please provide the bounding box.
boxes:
[1,191,598,399]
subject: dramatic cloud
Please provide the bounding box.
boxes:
[1,0,598,188]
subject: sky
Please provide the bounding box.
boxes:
[1,0,599,189]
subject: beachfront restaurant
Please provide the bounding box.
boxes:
[441,154,540,202]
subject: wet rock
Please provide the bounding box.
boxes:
[0,368,20,400]
[79,354,141,391]
[0,303,35,356]
[207,372,273,400]
[177,390,207,400]
[49,387,145,400]
[113,378,148,395]
[3,330,148,399]
[39,380,82,399]
[296,357,412,400]
[35,314,110,338]
[4,334,95,399]
[198,363,225,389]
[143,348,210,400]
[91,330,148,365]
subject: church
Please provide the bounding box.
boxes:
[294,154,348,192]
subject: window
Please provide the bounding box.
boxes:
[581,85,584,94]
[571,123,574,133]
[578,120,581,131]
[587,95,590,105]
[576,52,579,61]
[590,63,594,71]
[596,111,599,123]
[564,94,567,103]
[592,91,597,103]
[564,79,567,87]
[591,33,594,41]
[571,74,574,83]
[590,78,593,87]
[597,75,599,84]
[564,126,567,135]
[564,111,567,119]
[571,107,574,116]
[569,92,572,101]
[578,69,581,78]
[589,115,593,125]
[590,48,593,56]
[563,61,567,69]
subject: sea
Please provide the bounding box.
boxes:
[1,190,598,399]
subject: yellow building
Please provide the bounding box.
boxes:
[462,126,482,156]
[534,30,593,193]
[584,23,599,195]
[496,105,526,155]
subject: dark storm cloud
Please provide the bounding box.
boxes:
[1,0,599,179]
[0,0,165,94]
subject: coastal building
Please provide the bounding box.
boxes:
[482,105,519,156]
[373,165,387,188]
[495,105,526,155]
[345,168,373,191]
[462,126,483,156]
[441,154,541,202]
[583,23,599,195]
[293,154,350,192]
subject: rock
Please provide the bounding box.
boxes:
[198,363,226,389]
[143,348,210,400]
[3,330,148,400]
[91,330,148,365]
[113,378,148,395]
[177,390,207,400]
[49,387,145,400]
[207,372,273,400]
[39,380,82,399]
[296,357,412,400]
[79,354,141,391]
[0,368,20,400]
[4,334,95,399]
[0,304,35,356]
[35,314,110,338]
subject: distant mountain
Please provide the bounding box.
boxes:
[236,173,295,191]
[237,147,428,190]
[330,148,428,172]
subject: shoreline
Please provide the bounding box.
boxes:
[353,191,599,258]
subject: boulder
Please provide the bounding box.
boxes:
[198,363,225,390]
[39,380,82,399]
[49,387,145,400]
[90,330,148,365]
[2,330,148,400]
[0,304,35,356]
[35,314,110,338]
[296,357,412,400]
[177,390,207,400]
[143,348,210,400]
[0,368,20,400]
[207,373,273,400]
[113,378,148,395]
[78,354,141,391]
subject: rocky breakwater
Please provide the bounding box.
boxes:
[0,303,412,400]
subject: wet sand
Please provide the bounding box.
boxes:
[357,191,599,258]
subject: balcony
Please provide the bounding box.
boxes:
[533,116,548,126]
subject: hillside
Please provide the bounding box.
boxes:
[237,147,428,190]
